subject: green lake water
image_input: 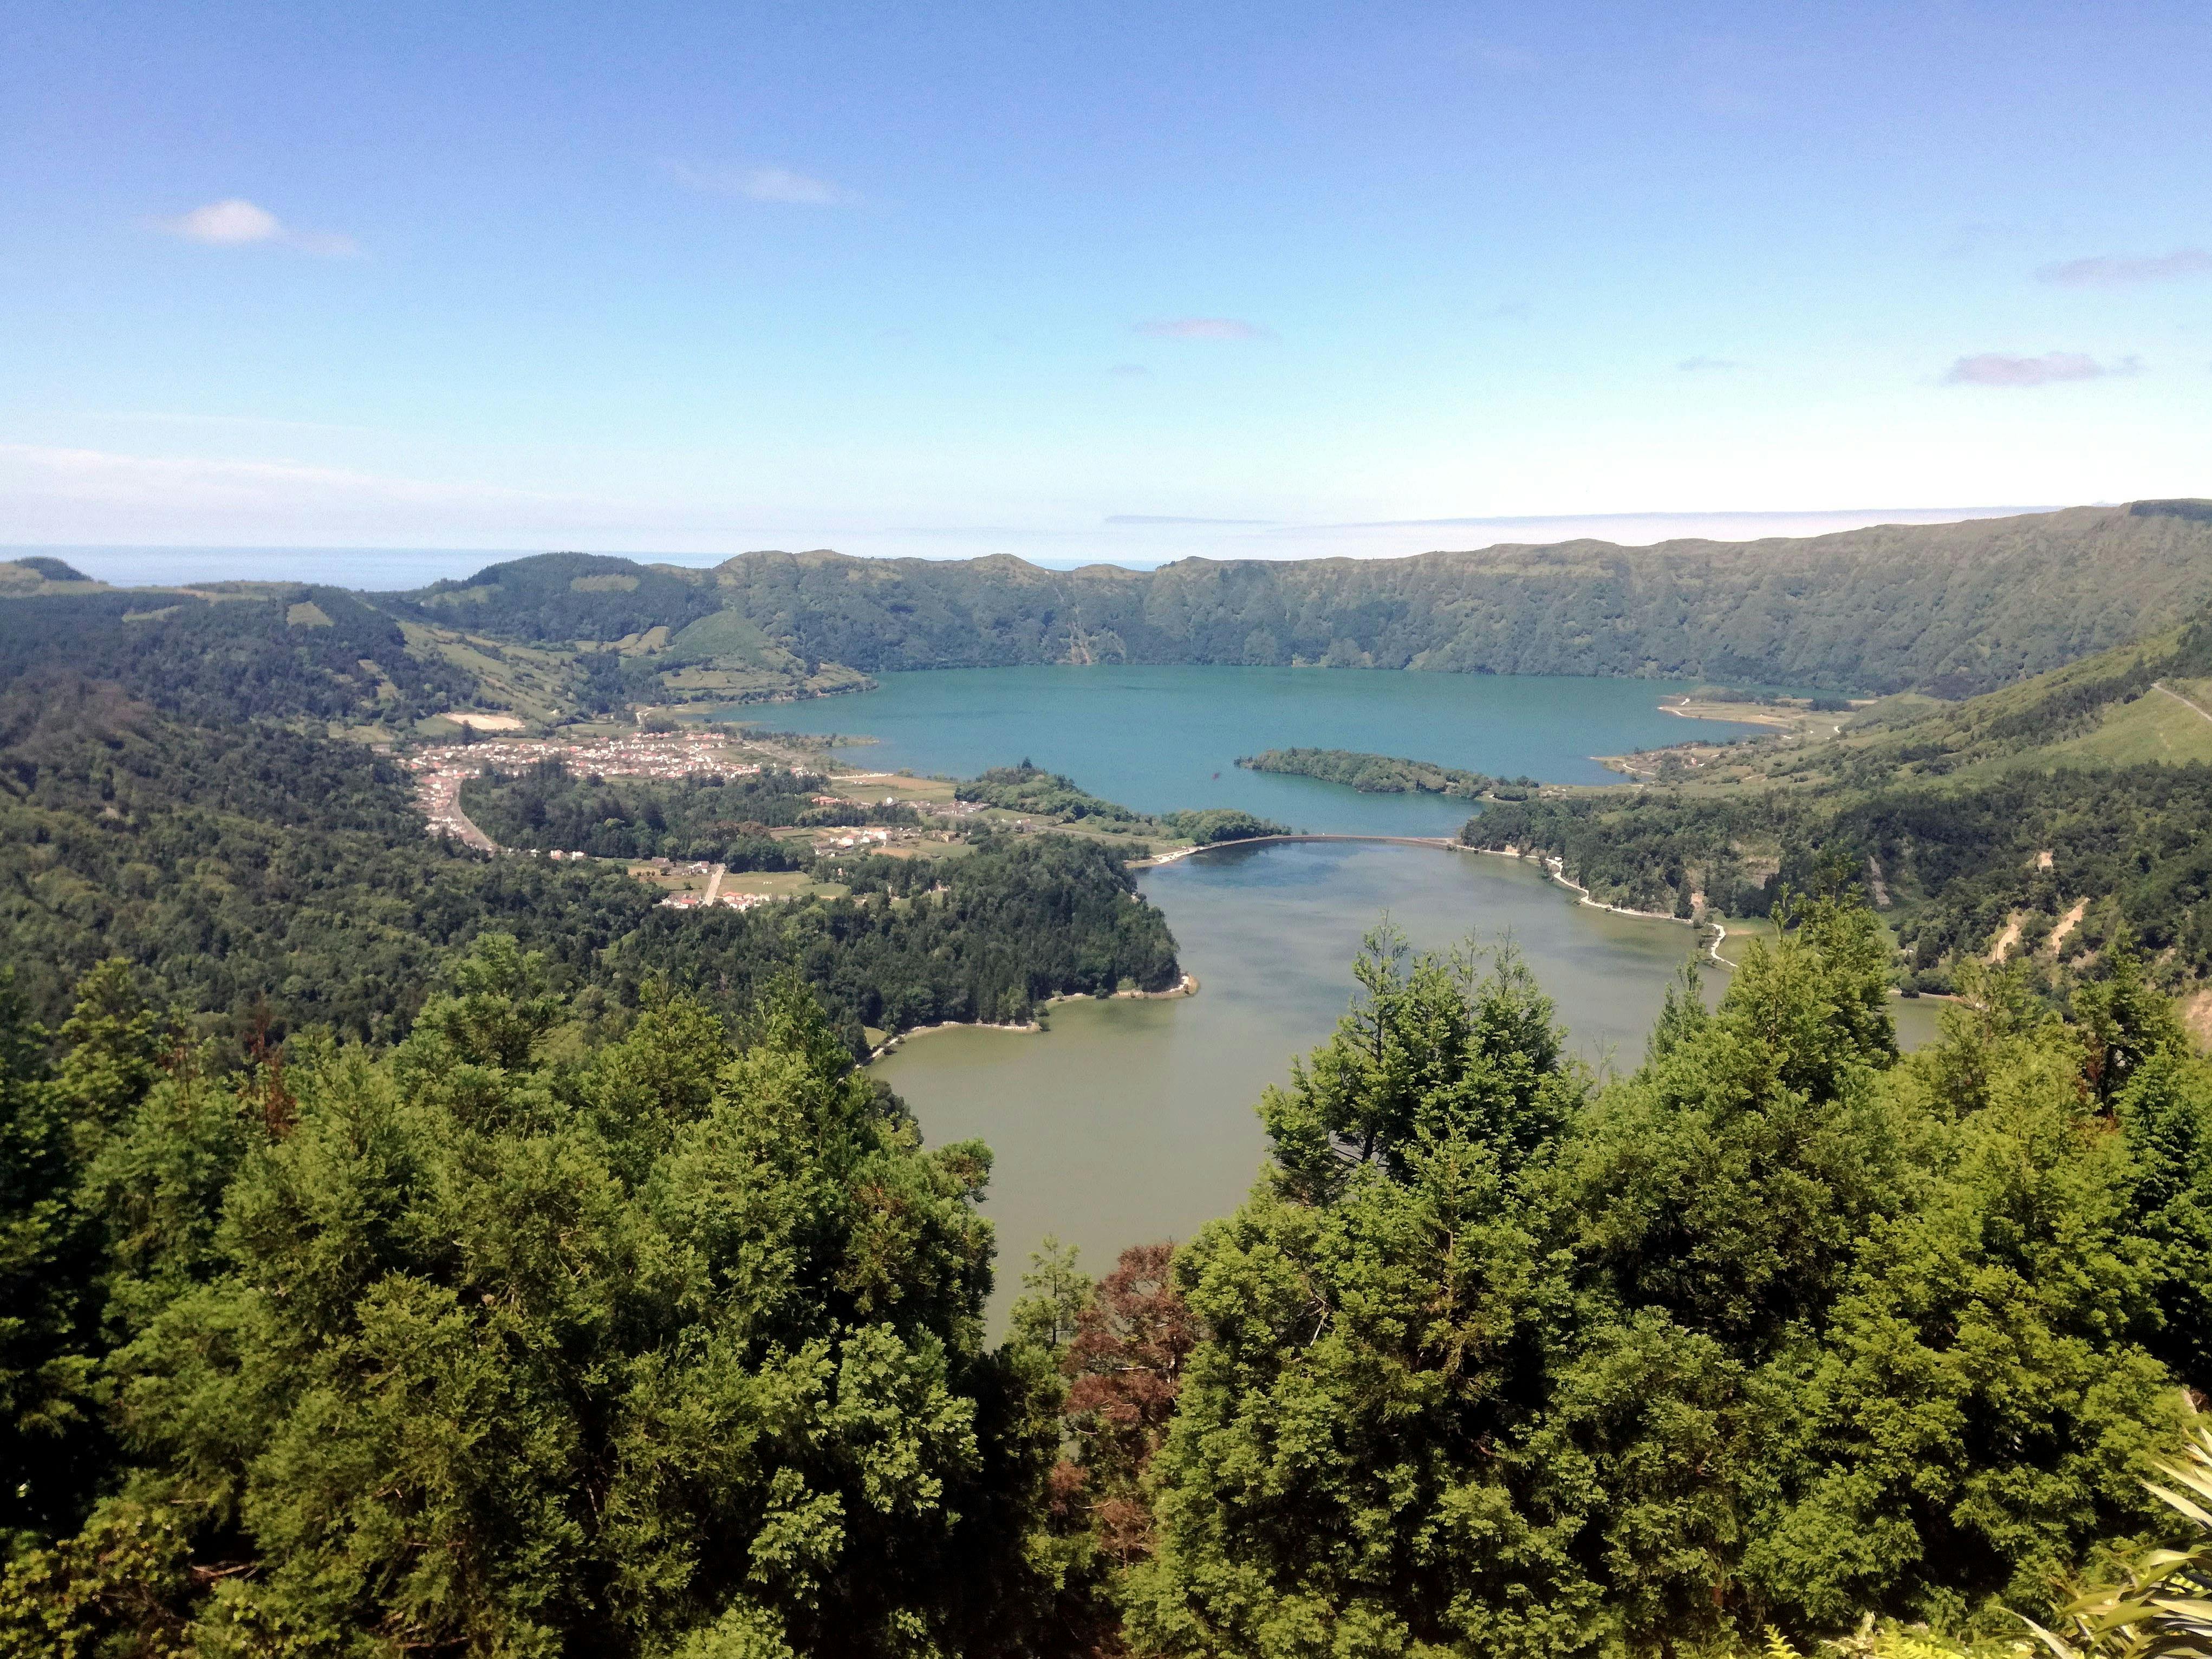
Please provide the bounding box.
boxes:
[877,843,1942,1328]
[743,668,1937,1336]
[715,668,1936,1320]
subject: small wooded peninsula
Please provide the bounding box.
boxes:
[1238,745,1534,797]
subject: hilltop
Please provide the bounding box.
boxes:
[359,500,2212,704]
[10,502,2212,738]
[699,501,2212,695]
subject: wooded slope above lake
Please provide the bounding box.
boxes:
[699,502,2212,694]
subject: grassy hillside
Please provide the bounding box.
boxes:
[375,555,871,717]
[1611,608,2212,792]
[383,551,725,641]
[0,556,100,594]
[0,560,861,735]
[0,582,479,731]
[1465,607,2212,1000]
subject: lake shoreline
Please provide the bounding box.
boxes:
[868,972,1200,1060]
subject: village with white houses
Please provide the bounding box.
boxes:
[400,719,1000,913]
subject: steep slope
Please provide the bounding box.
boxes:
[1465,606,2212,990]
[704,502,2212,694]
[371,500,2212,699]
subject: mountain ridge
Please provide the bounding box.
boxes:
[367,500,2212,699]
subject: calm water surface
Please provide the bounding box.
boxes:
[717,666,1922,1322]
[880,841,1943,1325]
[741,663,1765,835]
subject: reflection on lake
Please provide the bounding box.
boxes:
[879,841,1943,1326]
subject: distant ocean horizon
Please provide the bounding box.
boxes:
[4,503,2067,589]
[0,546,730,591]
[0,545,1199,588]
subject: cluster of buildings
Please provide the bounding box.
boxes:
[816,828,895,851]
[658,890,779,912]
[404,727,755,788]
[404,728,760,849]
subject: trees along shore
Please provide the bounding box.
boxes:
[6,893,2212,1656]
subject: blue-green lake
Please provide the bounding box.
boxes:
[734,663,1764,835]
[716,666,1930,1320]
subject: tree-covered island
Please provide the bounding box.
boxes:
[1238,746,1536,798]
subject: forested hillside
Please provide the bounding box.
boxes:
[1466,604,2212,1002]
[0,676,654,1040]
[0,584,476,727]
[21,502,2212,727]
[0,677,1180,1055]
[8,898,2210,1656]
[700,502,2212,695]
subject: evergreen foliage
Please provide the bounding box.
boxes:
[0,684,1180,1053]
[0,946,1069,1657]
[955,764,1288,844]
[1237,748,1527,797]
[0,679,659,1040]
[460,761,914,866]
[1110,905,2211,1656]
[5,901,2211,1653]
[1471,748,2212,982]
[608,835,1183,1039]
[1464,604,2212,981]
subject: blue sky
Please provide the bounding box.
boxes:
[4,1,2209,561]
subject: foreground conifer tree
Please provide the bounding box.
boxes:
[1,939,1063,1657]
[1124,901,2209,1657]
[1122,932,1599,1657]
[9,903,2212,1655]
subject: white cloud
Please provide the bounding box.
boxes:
[152,198,359,256]
[1677,355,1738,373]
[1136,317,1272,342]
[1943,352,2140,387]
[2037,249,2212,288]
[164,198,281,244]
[663,160,855,205]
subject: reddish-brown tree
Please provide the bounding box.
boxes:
[1058,1242,1202,1567]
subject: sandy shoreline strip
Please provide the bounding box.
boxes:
[868,972,1200,1059]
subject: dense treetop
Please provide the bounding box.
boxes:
[0,946,1076,1656]
[1118,907,2209,1657]
[8,897,2210,1655]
